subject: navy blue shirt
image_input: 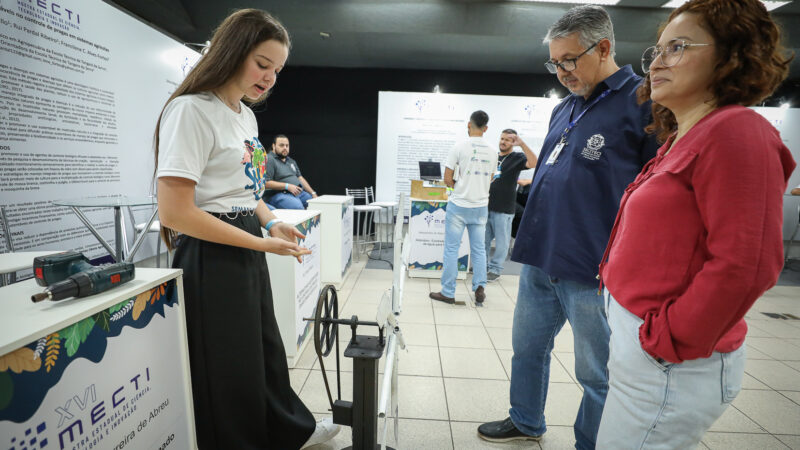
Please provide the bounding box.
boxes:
[511,65,659,286]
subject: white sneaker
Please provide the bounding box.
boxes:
[301,418,341,449]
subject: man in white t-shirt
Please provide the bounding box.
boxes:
[430,110,498,305]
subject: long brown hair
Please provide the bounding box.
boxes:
[638,0,792,143]
[154,9,291,249]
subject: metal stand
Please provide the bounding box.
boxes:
[306,286,398,450]
[69,205,158,262]
[334,334,394,450]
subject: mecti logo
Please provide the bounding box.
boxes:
[56,368,151,450]
[7,422,49,450]
[19,0,81,25]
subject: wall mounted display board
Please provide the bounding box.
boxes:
[376,91,559,207]
[0,0,199,263]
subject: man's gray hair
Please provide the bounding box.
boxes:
[543,5,615,56]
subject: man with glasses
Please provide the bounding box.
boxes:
[478,5,658,449]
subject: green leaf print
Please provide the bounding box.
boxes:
[93,311,111,332]
[61,316,96,357]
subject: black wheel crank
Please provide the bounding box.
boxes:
[314,284,341,409]
[314,284,339,357]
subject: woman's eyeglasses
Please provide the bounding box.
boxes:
[642,39,712,73]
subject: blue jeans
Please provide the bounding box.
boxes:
[597,292,744,449]
[510,264,609,450]
[440,203,487,297]
[267,191,312,210]
[485,211,514,274]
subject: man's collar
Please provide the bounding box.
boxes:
[602,64,635,91]
[573,65,635,104]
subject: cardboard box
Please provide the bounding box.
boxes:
[410,179,448,201]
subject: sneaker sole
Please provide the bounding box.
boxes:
[477,431,542,443]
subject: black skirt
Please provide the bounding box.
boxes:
[172,213,315,449]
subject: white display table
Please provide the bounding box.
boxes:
[306,195,354,288]
[408,198,468,280]
[0,268,196,449]
[267,209,322,367]
[0,251,61,275]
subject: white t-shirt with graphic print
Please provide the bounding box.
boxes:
[445,136,498,208]
[157,92,269,213]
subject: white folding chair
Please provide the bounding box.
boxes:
[346,187,382,261]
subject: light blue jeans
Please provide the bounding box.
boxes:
[440,203,487,297]
[267,191,312,210]
[510,264,609,450]
[597,292,745,449]
[485,211,514,274]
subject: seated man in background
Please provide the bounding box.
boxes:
[792,184,800,195]
[264,134,318,209]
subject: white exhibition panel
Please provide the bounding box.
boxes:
[306,195,353,287]
[376,91,559,206]
[751,107,800,247]
[0,0,199,261]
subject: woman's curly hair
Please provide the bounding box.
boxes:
[638,0,793,143]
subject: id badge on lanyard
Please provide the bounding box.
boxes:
[545,138,566,165]
[545,89,611,166]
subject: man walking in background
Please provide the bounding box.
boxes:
[430,110,498,305]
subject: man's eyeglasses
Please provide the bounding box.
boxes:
[544,41,599,74]
[641,39,712,73]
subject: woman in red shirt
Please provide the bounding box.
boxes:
[596,0,795,448]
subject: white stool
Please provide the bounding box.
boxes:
[346,188,382,261]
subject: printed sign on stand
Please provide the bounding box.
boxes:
[341,202,353,278]
[294,215,321,349]
[408,200,468,278]
[0,282,195,450]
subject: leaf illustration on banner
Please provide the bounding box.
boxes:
[33,336,46,360]
[149,283,166,305]
[0,347,42,373]
[110,298,135,321]
[93,311,111,332]
[62,316,96,357]
[0,371,11,410]
[132,291,149,320]
[45,333,60,372]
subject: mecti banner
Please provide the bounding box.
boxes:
[0,282,195,450]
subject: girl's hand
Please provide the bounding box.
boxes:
[262,236,310,262]
[266,222,310,262]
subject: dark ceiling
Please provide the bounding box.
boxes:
[108,0,800,78]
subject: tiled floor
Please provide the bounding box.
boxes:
[294,258,800,449]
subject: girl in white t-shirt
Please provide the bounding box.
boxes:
[154,9,337,449]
